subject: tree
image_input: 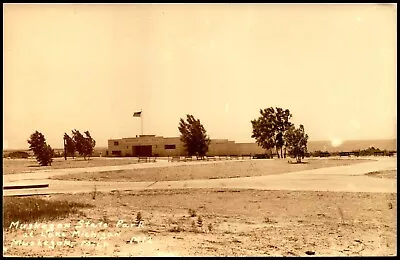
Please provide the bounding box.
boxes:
[178,114,211,159]
[284,124,309,163]
[27,131,54,166]
[84,131,96,160]
[274,107,293,158]
[251,107,293,158]
[71,129,96,160]
[72,129,85,159]
[64,133,76,159]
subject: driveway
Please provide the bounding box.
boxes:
[2,157,397,196]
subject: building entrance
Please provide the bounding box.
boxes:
[132,145,152,157]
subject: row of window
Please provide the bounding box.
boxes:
[113,141,176,150]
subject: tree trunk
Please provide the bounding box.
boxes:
[276,147,280,158]
[296,156,301,163]
[280,147,283,158]
[284,147,287,158]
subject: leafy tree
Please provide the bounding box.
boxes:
[27,131,54,166]
[64,133,76,159]
[72,129,85,158]
[251,107,293,158]
[274,107,293,158]
[178,114,211,159]
[84,131,96,160]
[71,129,96,160]
[284,124,309,163]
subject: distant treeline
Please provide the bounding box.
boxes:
[309,146,396,157]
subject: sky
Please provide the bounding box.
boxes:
[3,3,397,150]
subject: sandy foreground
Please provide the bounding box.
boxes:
[3,187,397,257]
[3,158,397,256]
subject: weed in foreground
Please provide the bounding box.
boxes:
[92,185,97,200]
[136,211,143,226]
[169,225,185,233]
[3,196,93,229]
[197,216,203,227]
[338,207,345,224]
[208,223,213,232]
[188,208,197,217]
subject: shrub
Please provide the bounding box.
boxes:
[188,208,197,217]
[197,216,203,227]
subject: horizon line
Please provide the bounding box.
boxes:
[3,137,397,151]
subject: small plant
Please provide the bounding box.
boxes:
[168,218,175,224]
[188,208,197,217]
[169,225,184,233]
[338,207,345,224]
[264,217,273,223]
[197,216,203,227]
[114,190,121,199]
[101,215,109,224]
[92,185,97,200]
[207,223,213,232]
[136,211,143,226]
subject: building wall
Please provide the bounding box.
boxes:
[107,135,266,157]
[234,143,265,155]
[108,135,185,157]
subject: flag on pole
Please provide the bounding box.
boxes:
[133,111,142,117]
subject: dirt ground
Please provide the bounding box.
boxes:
[50,158,371,182]
[2,157,139,175]
[3,189,396,257]
[365,170,397,179]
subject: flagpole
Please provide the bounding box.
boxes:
[141,109,143,135]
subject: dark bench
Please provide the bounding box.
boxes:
[138,157,156,163]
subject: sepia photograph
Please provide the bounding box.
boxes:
[2,3,397,257]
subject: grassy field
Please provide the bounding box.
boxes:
[3,197,93,229]
[3,188,396,257]
[50,158,372,182]
[2,157,140,175]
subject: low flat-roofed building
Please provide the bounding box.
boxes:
[106,135,265,157]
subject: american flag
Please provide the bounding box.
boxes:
[133,111,142,117]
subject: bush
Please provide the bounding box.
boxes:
[188,208,197,217]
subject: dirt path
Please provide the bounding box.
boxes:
[3,157,396,196]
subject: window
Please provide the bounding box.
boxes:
[165,144,176,150]
[114,141,119,146]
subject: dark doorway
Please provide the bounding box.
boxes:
[132,145,152,157]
